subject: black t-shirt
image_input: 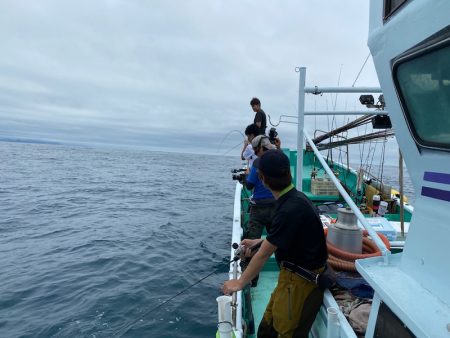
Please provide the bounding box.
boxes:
[254,109,267,135]
[266,188,328,270]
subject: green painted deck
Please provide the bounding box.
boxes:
[239,149,413,334]
[248,269,278,336]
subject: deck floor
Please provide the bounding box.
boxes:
[249,271,278,335]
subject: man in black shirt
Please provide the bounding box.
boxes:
[223,150,327,338]
[250,97,267,136]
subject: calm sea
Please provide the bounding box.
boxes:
[0,142,414,338]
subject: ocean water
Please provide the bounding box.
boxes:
[0,142,241,338]
[0,142,415,338]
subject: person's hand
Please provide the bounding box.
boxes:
[222,279,243,295]
[274,137,281,149]
[240,239,263,257]
[244,139,249,147]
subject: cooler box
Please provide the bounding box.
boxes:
[357,217,397,241]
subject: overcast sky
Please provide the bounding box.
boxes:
[0,0,398,162]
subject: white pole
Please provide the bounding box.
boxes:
[304,130,390,258]
[304,86,382,93]
[297,67,306,191]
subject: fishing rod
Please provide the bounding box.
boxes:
[216,130,246,154]
[223,141,244,156]
[112,240,263,337]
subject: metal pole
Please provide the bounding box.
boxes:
[304,86,382,94]
[304,110,388,116]
[231,260,238,327]
[297,67,306,191]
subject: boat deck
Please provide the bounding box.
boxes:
[249,269,278,337]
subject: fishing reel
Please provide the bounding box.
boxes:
[232,243,245,261]
[231,241,263,262]
[231,168,246,183]
[268,127,278,144]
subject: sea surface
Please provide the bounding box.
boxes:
[0,142,415,338]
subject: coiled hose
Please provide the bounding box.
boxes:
[324,228,391,272]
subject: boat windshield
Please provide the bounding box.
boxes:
[395,40,450,150]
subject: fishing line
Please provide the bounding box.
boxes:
[111,241,263,337]
[216,130,246,153]
[223,141,244,156]
[112,268,224,337]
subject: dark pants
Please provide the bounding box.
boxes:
[241,203,275,285]
[257,268,324,338]
[245,203,275,239]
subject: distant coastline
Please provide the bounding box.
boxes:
[0,136,61,145]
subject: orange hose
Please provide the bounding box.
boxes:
[328,254,356,272]
[324,228,391,272]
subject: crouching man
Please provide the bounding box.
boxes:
[222,150,328,338]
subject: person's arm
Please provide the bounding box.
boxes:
[245,166,257,190]
[240,140,249,160]
[222,239,277,294]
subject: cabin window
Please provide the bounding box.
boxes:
[374,302,415,337]
[394,40,450,150]
[383,0,408,20]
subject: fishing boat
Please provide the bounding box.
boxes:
[216,0,450,337]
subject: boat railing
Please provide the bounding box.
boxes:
[304,129,390,259]
[228,182,243,336]
[296,67,390,261]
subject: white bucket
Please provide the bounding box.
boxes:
[216,295,233,338]
[216,295,232,323]
[217,321,233,338]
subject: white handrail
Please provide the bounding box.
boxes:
[305,86,382,94]
[229,182,243,336]
[306,110,388,116]
[303,130,390,260]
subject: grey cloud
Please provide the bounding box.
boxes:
[0,0,387,158]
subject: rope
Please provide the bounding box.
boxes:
[352,53,371,87]
[378,131,388,191]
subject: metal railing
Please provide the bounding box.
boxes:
[296,67,391,261]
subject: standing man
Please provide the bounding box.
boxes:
[223,150,328,338]
[250,97,267,136]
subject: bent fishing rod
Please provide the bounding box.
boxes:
[112,240,263,337]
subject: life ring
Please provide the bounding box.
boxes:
[324,228,391,272]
